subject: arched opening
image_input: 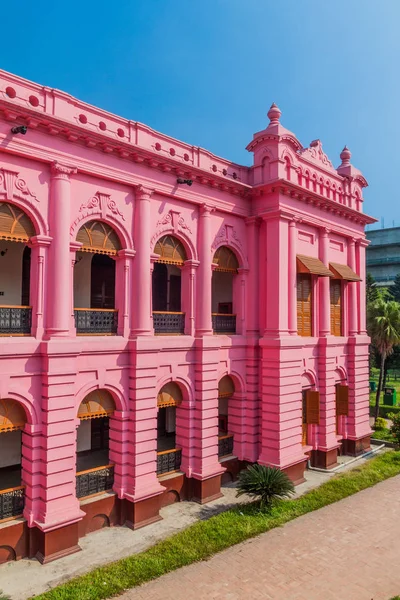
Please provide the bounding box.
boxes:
[212,246,239,334]
[0,203,34,335]
[218,376,235,459]
[0,399,27,521]
[74,221,121,335]
[301,376,320,447]
[152,235,187,334]
[156,383,182,475]
[75,390,116,499]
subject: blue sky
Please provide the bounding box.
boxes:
[2,1,399,227]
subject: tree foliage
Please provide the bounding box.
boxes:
[391,273,400,303]
[236,464,294,510]
[366,272,379,305]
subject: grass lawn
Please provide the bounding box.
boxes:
[32,451,400,600]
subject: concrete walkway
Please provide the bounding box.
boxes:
[124,473,400,600]
[0,451,383,600]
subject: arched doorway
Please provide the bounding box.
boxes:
[156,383,182,475]
[0,399,27,521]
[0,203,34,335]
[301,376,320,447]
[218,376,235,459]
[152,236,187,334]
[76,390,116,499]
[335,372,349,440]
[212,246,239,334]
[74,221,121,335]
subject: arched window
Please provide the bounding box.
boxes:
[218,376,235,458]
[212,247,239,334]
[156,383,183,475]
[0,203,34,335]
[152,236,187,334]
[76,390,116,499]
[0,399,27,521]
[74,221,121,335]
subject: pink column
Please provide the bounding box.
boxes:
[29,235,51,338]
[132,186,153,335]
[319,229,331,337]
[245,217,260,334]
[264,216,289,336]
[108,410,130,498]
[116,249,135,337]
[348,239,358,335]
[47,162,76,337]
[233,268,248,335]
[358,239,368,335]
[196,205,213,336]
[288,220,297,335]
[182,259,199,336]
[70,241,82,335]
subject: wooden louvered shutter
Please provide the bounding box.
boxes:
[330,280,342,336]
[297,274,312,336]
[306,390,320,424]
[336,384,349,416]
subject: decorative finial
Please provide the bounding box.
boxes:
[340,145,351,165]
[267,102,281,125]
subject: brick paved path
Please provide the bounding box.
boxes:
[123,475,400,600]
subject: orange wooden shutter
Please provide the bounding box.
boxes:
[336,384,349,416]
[306,390,320,424]
[297,274,312,336]
[330,280,342,336]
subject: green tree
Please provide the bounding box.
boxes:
[391,273,400,303]
[367,297,400,422]
[236,464,294,511]
[366,272,379,305]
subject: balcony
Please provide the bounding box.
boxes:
[0,306,32,335]
[212,313,236,334]
[74,308,118,335]
[153,311,185,335]
[157,448,182,476]
[0,486,25,521]
[76,464,115,499]
[218,434,234,458]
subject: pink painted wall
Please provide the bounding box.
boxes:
[0,70,375,534]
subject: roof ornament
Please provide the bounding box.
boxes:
[267,103,281,125]
[340,145,352,166]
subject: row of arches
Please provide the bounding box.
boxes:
[0,201,242,336]
[0,375,238,520]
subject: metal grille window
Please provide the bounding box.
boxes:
[0,486,25,521]
[212,313,236,334]
[0,306,32,335]
[218,434,234,458]
[153,311,185,334]
[76,465,114,499]
[156,448,182,475]
[74,309,118,334]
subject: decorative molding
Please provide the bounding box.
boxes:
[0,167,38,203]
[299,140,334,170]
[155,209,192,235]
[78,191,125,221]
[212,224,243,250]
[51,161,77,179]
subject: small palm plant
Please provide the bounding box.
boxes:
[236,464,295,510]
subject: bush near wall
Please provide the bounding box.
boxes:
[370,403,400,418]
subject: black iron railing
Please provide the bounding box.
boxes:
[0,486,25,521]
[218,434,234,458]
[212,313,236,334]
[153,312,185,334]
[76,464,114,499]
[74,309,118,335]
[157,448,182,475]
[0,306,32,335]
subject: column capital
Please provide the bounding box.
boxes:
[320,227,331,237]
[51,161,77,180]
[29,235,52,247]
[118,248,136,259]
[135,184,154,201]
[200,203,214,216]
[357,238,370,248]
[183,259,200,269]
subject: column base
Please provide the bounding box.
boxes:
[122,495,162,530]
[342,435,371,457]
[281,458,308,485]
[33,521,81,564]
[310,448,338,470]
[190,473,223,504]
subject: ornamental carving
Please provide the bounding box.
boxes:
[151,209,193,249]
[212,224,243,250]
[78,192,125,221]
[0,167,38,203]
[299,140,334,170]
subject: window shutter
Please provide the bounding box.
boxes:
[306,390,320,424]
[297,274,312,336]
[330,280,342,336]
[336,385,349,416]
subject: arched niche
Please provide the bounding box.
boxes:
[212,247,239,334]
[156,382,183,475]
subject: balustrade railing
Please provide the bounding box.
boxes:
[212,313,236,334]
[156,448,182,476]
[76,464,114,499]
[0,486,25,521]
[0,306,32,335]
[218,434,234,458]
[74,308,118,335]
[153,311,185,334]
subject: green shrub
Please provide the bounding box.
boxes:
[374,417,387,430]
[390,414,400,446]
[236,464,295,510]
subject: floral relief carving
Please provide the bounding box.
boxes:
[151,209,193,248]
[79,192,125,221]
[212,224,243,250]
[299,140,334,170]
[0,167,38,202]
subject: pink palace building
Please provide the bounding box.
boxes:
[0,69,375,564]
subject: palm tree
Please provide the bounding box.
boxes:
[367,297,400,422]
[236,464,294,510]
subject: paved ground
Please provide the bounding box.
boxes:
[124,472,400,600]
[0,449,384,600]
